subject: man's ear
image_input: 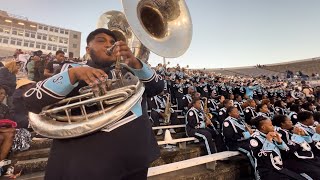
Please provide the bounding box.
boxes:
[86,46,90,54]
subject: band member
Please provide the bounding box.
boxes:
[274,100,287,116]
[243,99,257,125]
[207,91,220,116]
[24,28,164,180]
[295,111,320,157]
[172,78,184,108]
[181,86,195,114]
[250,116,307,180]
[149,91,179,135]
[288,104,300,125]
[222,106,256,177]
[273,115,320,179]
[186,97,225,154]
[256,104,272,119]
[233,94,244,116]
[217,99,233,130]
[196,77,209,98]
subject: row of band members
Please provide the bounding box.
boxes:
[163,77,291,103]
[148,87,316,133]
[148,92,320,179]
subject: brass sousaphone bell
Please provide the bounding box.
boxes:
[28,0,192,139]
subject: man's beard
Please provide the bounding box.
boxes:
[89,49,114,68]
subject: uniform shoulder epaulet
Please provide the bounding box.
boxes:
[292,114,297,119]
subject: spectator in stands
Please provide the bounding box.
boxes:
[11,79,35,128]
[0,86,15,161]
[250,116,306,179]
[34,54,47,82]
[0,86,10,119]
[44,50,66,78]
[0,60,19,97]
[26,50,42,81]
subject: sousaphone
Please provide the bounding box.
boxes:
[28,0,192,139]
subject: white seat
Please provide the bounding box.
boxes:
[148,151,240,177]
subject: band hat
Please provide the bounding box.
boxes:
[16,78,35,89]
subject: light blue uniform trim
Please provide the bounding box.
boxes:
[200,121,206,129]
[127,60,154,80]
[195,132,212,154]
[242,132,251,139]
[291,134,305,144]
[302,135,313,143]
[312,133,320,142]
[130,98,142,118]
[275,141,288,150]
[43,70,78,96]
[60,63,84,72]
[238,147,257,177]
[262,141,276,151]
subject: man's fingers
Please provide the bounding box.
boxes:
[84,69,109,86]
[92,69,108,81]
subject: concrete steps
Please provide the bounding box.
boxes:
[155,131,186,141]
[3,139,205,178]
[2,137,251,180]
[149,156,251,180]
[28,138,52,150]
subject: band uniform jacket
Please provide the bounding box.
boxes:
[233,101,244,116]
[288,111,298,125]
[250,131,306,180]
[196,82,209,97]
[207,98,219,116]
[244,107,257,125]
[185,107,206,135]
[295,122,320,157]
[148,95,166,113]
[24,60,164,180]
[275,127,320,179]
[274,106,287,116]
[181,94,192,113]
[222,116,251,151]
[217,107,227,128]
[275,127,314,160]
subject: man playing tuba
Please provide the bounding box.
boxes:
[24,28,164,180]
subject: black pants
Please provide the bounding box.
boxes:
[285,158,320,180]
[121,168,148,180]
[187,128,226,154]
[258,168,307,180]
[150,111,179,126]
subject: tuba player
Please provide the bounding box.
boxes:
[24,28,164,180]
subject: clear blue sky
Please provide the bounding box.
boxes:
[1,0,320,68]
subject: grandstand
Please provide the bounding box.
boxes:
[206,56,320,78]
